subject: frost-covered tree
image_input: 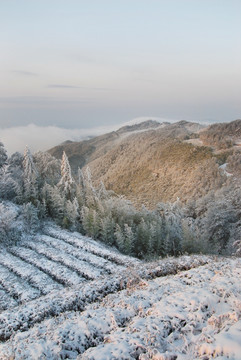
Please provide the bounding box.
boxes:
[80,166,99,207]
[42,183,65,223]
[81,206,100,238]
[58,152,76,201]
[22,202,39,234]
[158,201,183,256]
[8,152,24,197]
[134,218,150,258]
[22,146,38,203]
[0,202,20,244]
[63,197,80,229]
[149,219,165,257]
[0,164,19,200]
[100,214,115,245]
[34,151,61,186]
[123,223,134,254]
[114,224,125,251]
[0,142,7,167]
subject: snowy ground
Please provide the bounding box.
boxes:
[0,227,240,359]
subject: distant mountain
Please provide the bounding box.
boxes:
[48,120,167,172]
[116,119,165,133]
[199,119,241,150]
[48,119,241,207]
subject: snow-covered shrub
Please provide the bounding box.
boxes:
[0,202,20,244]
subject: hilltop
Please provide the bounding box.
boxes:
[48,119,241,207]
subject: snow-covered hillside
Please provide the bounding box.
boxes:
[0,227,240,359]
[0,226,139,313]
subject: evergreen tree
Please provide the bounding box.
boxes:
[134,218,150,258]
[34,151,61,186]
[100,214,115,245]
[22,146,38,204]
[0,164,18,200]
[42,183,65,223]
[123,223,134,254]
[58,151,76,201]
[0,142,7,167]
[82,166,98,207]
[114,224,125,251]
[77,167,85,207]
[149,219,165,257]
[81,206,100,238]
[22,202,39,234]
[63,197,80,229]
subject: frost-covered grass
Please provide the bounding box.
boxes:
[1,256,239,360]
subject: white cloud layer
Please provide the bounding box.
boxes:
[0,124,111,155]
[0,117,173,155]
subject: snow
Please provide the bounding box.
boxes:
[119,117,163,128]
[0,263,40,303]
[219,163,233,177]
[38,234,122,274]
[0,226,240,359]
[10,245,86,286]
[0,284,18,311]
[22,239,103,280]
[0,250,62,295]
[44,225,140,267]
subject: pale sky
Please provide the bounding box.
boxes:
[1,0,241,134]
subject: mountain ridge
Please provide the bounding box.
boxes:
[48,119,241,207]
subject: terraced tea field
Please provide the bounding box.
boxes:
[0,226,140,313]
[0,226,240,359]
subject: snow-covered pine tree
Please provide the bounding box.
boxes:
[81,166,98,208]
[58,151,76,201]
[63,197,80,229]
[22,202,39,234]
[34,151,61,186]
[134,218,150,258]
[123,223,134,254]
[42,183,65,223]
[81,206,100,238]
[114,224,125,251]
[158,201,183,256]
[149,219,165,257]
[22,146,38,204]
[0,142,7,167]
[100,214,115,245]
[0,164,19,200]
[77,167,86,207]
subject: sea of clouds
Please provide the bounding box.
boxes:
[0,117,170,155]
